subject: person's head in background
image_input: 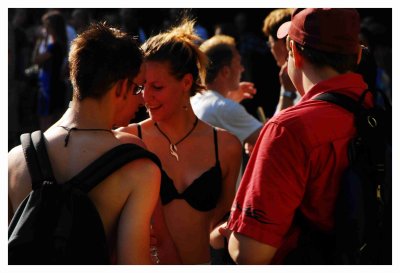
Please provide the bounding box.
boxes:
[70,9,91,34]
[69,23,144,126]
[41,10,67,51]
[200,35,244,93]
[277,8,362,95]
[262,8,293,67]
[140,18,208,122]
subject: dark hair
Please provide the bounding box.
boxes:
[199,35,236,84]
[141,18,207,96]
[69,23,143,100]
[42,11,68,55]
[288,37,358,73]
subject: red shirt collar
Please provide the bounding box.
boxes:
[300,73,368,102]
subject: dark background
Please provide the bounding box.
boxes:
[8,8,392,151]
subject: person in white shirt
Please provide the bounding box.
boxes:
[191,35,262,148]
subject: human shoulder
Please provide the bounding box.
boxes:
[8,145,30,183]
[114,129,146,149]
[219,96,250,116]
[214,127,242,153]
[8,145,24,169]
[117,154,161,192]
[192,90,221,106]
[115,121,155,148]
[8,144,32,215]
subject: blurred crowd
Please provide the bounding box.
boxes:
[8,8,392,151]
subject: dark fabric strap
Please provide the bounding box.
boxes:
[137,124,142,139]
[31,131,56,183]
[70,143,162,193]
[313,92,358,113]
[213,127,219,163]
[20,131,55,190]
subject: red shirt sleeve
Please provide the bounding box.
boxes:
[227,120,308,248]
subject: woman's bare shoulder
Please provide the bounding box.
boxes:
[114,130,146,149]
[214,127,241,148]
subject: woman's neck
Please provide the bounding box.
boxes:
[154,107,198,139]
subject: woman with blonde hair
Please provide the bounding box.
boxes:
[119,19,242,264]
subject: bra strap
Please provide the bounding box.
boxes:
[137,124,142,139]
[213,127,219,163]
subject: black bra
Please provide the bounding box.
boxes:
[137,124,222,212]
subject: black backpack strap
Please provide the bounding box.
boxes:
[30,131,56,183]
[70,144,162,193]
[313,92,359,113]
[20,131,45,190]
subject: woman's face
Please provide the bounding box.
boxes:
[143,61,187,122]
[227,49,244,91]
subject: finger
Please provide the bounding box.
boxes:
[218,224,231,238]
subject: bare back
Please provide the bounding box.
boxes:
[8,127,161,264]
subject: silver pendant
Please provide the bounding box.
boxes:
[169,144,179,161]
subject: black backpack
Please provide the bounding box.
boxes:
[8,130,161,265]
[285,89,392,265]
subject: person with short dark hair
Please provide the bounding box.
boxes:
[9,23,161,264]
[221,8,368,264]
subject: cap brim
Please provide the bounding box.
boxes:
[277,21,291,39]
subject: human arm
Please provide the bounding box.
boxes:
[32,33,52,66]
[209,130,242,249]
[223,121,307,264]
[218,223,277,264]
[275,62,298,113]
[227,82,257,103]
[243,126,262,148]
[8,146,32,225]
[116,159,161,264]
[219,101,263,148]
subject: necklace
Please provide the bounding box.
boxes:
[58,125,114,147]
[154,117,199,162]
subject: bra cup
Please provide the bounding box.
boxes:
[160,164,222,211]
[160,171,178,205]
[182,167,222,211]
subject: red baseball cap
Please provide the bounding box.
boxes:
[277,8,360,54]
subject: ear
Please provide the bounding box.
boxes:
[220,65,230,78]
[113,79,126,99]
[182,73,193,93]
[291,40,303,68]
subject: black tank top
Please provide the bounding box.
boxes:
[137,124,222,212]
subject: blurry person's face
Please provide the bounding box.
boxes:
[268,35,288,67]
[115,65,145,127]
[143,61,188,122]
[227,49,244,91]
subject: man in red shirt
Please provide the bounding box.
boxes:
[221,8,368,264]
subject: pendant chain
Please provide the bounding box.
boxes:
[154,117,199,161]
[58,125,113,147]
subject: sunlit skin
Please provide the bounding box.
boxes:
[9,66,160,264]
[268,35,288,67]
[119,60,242,264]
